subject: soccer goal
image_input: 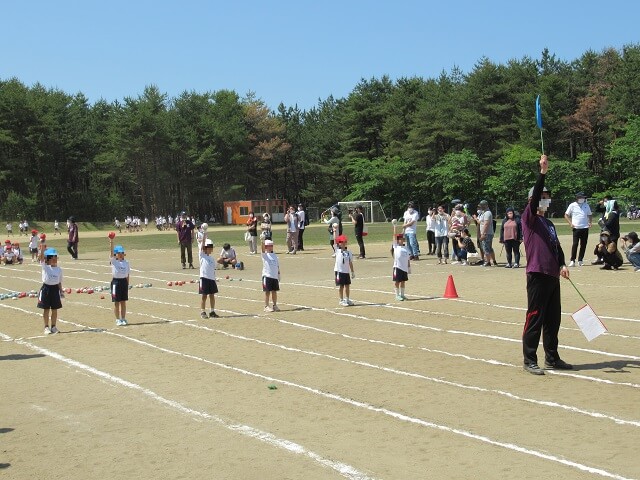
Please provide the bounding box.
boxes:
[338,200,389,223]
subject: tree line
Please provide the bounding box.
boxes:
[1,46,639,222]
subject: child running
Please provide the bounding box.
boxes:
[109,237,130,326]
[391,232,411,301]
[198,233,219,318]
[37,240,64,335]
[261,239,280,312]
[334,235,355,306]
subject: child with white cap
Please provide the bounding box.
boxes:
[199,232,219,319]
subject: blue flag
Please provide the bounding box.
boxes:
[536,95,543,130]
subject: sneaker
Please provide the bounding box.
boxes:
[272,305,280,312]
[513,263,519,268]
[492,261,498,266]
[331,253,336,258]
[189,264,194,269]
[600,265,612,270]
[591,259,603,265]
[116,319,123,326]
[200,311,208,319]
[50,326,59,334]
[264,305,273,312]
[209,311,219,318]
[121,318,128,326]
[43,326,51,335]
[437,259,442,264]
[578,260,584,267]
[400,295,407,301]
[346,299,354,306]
[460,261,467,266]
[504,264,512,268]
[569,261,575,267]
[443,259,448,264]
[395,295,404,301]
[483,262,491,267]
[523,363,545,375]
[339,299,348,306]
[635,267,640,272]
[451,261,460,265]
[544,359,573,370]
[182,263,186,269]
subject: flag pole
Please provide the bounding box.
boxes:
[568,277,588,304]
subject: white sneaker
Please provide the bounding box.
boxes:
[121,318,128,326]
[264,305,273,312]
[339,299,348,306]
[460,261,467,266]
[50,326,59,334]
[116,319,123,326]
[578,260,583,267]
[272,305,280,312]
[451,261,460,265]
[346,299,354,306]
[331,253,336,257]
[569,261,575,267]
[43,326,51,335]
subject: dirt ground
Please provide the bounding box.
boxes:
[1,231,639,480]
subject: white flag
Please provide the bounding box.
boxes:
[572,304,607,341]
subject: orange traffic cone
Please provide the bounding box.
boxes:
[443,274,459,298]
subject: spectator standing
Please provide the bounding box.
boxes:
[326,210,340,257]
[477,200,496,267]
[521,155,572,375]
[296,204,306,251]
[246,212,258,254]
[284,205,298,254]
[499,207,523,268]
[431,205,450,264]
[402,201,421,260]
[349,204,366,259]
[260,213,272,245]
[425,207,436,255]
[176,212,195,269]
[67,216,79,260]
[564,192,592,267]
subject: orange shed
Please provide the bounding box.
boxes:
[223,199,288,225]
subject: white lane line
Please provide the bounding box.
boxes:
[6,327,634,480]
[0,330,374,480]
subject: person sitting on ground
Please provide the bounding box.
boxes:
[620,232,640,272]
[593,231,623,270]
[217,243,238,269]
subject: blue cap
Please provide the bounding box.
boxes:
[113,245,125,254]
[44,248,58,256]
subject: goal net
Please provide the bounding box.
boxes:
[338,200,388,223]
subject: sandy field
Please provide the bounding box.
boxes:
[1,231,639,480]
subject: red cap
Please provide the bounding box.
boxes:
[335,235,348,244]
[31,229,38,234]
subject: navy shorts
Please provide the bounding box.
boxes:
[334,271,351,286]
[199,277,218,295]
[111,278,129,302]
[37,284,62,310]
[393,267,409,282]
[262,276,280,292]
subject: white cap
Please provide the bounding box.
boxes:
[264,240,274,246]
[204,239,214,247]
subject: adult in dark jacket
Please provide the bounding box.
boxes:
[593,201,621,264]
[499,207,523,268]
[521,155,572,376]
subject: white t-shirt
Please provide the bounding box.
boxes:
[334,248,353,274]
[426,215,435,232]
[41,263,63,285]
[29,235,38,249]
[261,252,279,279]
[199,250,216,280]
[433,213,450,237]
[393,243,410,272]
[110,258,130,279]
[565,202,592,229]
[403,209,419,234]
[219,247,236,260]
[297,210,306,230]
[479,210,494,235]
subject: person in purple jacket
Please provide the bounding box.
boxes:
[521,155,573,375]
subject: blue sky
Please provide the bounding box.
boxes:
[2,0,638,111]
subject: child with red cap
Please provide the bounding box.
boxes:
[333,235,355,306]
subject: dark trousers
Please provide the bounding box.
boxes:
[504,239,521,265]
[180,241,193,265]
[426,230,435,254]
[355,234,365,258]
[298,229,305,251]
[67,241,78,259]
[523,273,562,365]
[570,228,589,261]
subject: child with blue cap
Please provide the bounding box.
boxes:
[109,236,130,326]
[37,240,64,335]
